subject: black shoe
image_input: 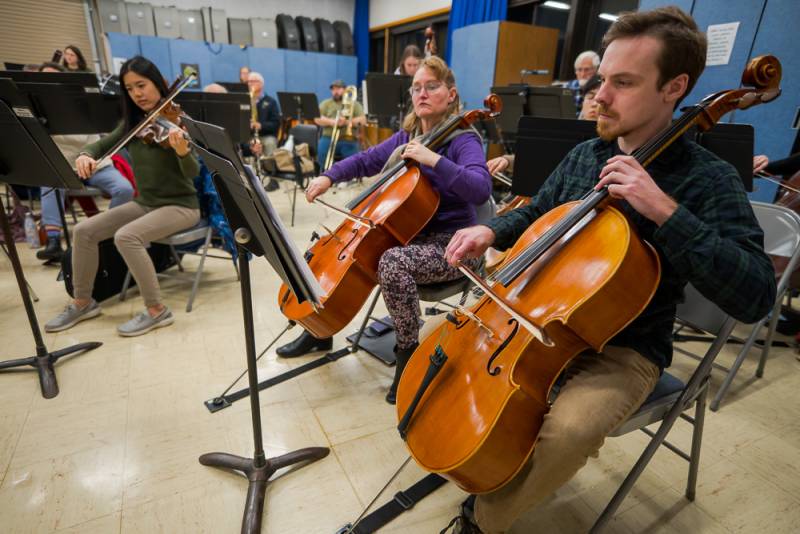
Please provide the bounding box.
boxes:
[265,178,279,192]
[36,235,63,262]
[441,496,482,534]
[385,343,418,405]
[276,330,332,358]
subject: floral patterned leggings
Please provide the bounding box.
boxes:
[377,232,481,350]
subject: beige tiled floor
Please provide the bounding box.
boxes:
[1,183,800,533]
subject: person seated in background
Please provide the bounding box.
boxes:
[247,71,281,159]
[62,45,91,72]
[36,62,134,263]
[566,50,600,111]
[239,66,250,84]
[44,56,201,337]
[315,79,367,171]
[203,82,228,94]
[753,152,800,177]
[394,45,424,76]
[577,73,601,120]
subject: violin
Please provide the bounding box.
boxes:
[97,71,196,165]
[277,95,503,339]
[395,55,782,494]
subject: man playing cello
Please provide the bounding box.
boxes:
[442,7,775,533]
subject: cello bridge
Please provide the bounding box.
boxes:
[455,306,495,338]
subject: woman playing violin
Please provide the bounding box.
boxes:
[45,56,201,337]
[276,56,492,404]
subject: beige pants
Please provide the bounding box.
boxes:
[72,202,200,306]
[473,345,660,533]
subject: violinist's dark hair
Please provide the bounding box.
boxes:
[118,56,169,131]
[602,6,707,107]
[64,45,88,71]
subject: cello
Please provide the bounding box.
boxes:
[395,55,782,494]
[277,96,502,338]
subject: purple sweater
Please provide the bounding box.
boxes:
[323,130,492,234]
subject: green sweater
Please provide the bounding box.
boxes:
[83,123,200,209]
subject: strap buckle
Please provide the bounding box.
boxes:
[393,490,414,510]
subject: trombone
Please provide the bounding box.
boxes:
[323,85,358,172]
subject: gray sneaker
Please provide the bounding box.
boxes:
[44,300,101,332]
[117,307,174,337]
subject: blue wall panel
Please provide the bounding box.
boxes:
[315,54,339,103]
[336,56,358,88]
[745,0,800,160]
[246,47,285,98]
[169,40,212,88]
[138,36,173,81]
[681,1,765,118]
[208,44,247,84]
[450,21,499,110]
[106,32,141,63]
[284,50,317,96]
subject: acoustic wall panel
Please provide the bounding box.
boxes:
[252,18,278,49]
[336,55,358,88]
[283,50,316,94]
[98,0,129,34]
[178,9,204,41]
[153,6,181,39]
[745,0,800,159]
[450,21,500,110]
[126,2,155,36]
[228,18,253,46]
[210,44,248,84]
[247,47,286,95]
[106,32,141,62]
[138,35,173,80]
[314,54,339,103]
[637,0,694,14]
[169,39,212,88]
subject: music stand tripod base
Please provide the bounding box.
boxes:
[199,237,329,533]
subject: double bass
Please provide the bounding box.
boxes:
[395,56,782,493]
[278,96,502,339]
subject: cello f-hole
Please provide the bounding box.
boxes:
[487,318,518,376]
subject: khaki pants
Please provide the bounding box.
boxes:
[474,346,659,533]
[72,202,200,307]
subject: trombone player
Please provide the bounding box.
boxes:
[315,79,366,171]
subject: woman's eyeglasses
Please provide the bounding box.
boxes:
[409,82,445,96]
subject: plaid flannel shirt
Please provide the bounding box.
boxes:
[486,136,776,370]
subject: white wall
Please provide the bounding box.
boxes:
[146,0,355,26]
[368,0,450,28]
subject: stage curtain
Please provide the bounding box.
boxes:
[354,0,370,83]
[445,0,507,64]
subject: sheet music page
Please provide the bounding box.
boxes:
[244,165,324,302]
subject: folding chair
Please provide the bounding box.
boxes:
[591,283,737,533]
[697,201,800,411]
[119,219,239,312]
[264,123,320,226]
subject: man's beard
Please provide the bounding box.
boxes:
[578,77,588,87]
[333,95,342,102]
[595,104,623,141]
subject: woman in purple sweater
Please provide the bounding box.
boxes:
[277,56,492,404]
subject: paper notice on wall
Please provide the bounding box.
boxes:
[112,57,126,75]
[706,22,739,66]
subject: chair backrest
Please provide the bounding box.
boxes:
[290,124,320,157]
[475,195,497,226]
[750,201,800,294]
[676,283,731,337]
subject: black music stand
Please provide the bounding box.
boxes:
[0,79,101,399]
[182,116,329,534]
[365,72,411,129]
[277,91,319,123]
